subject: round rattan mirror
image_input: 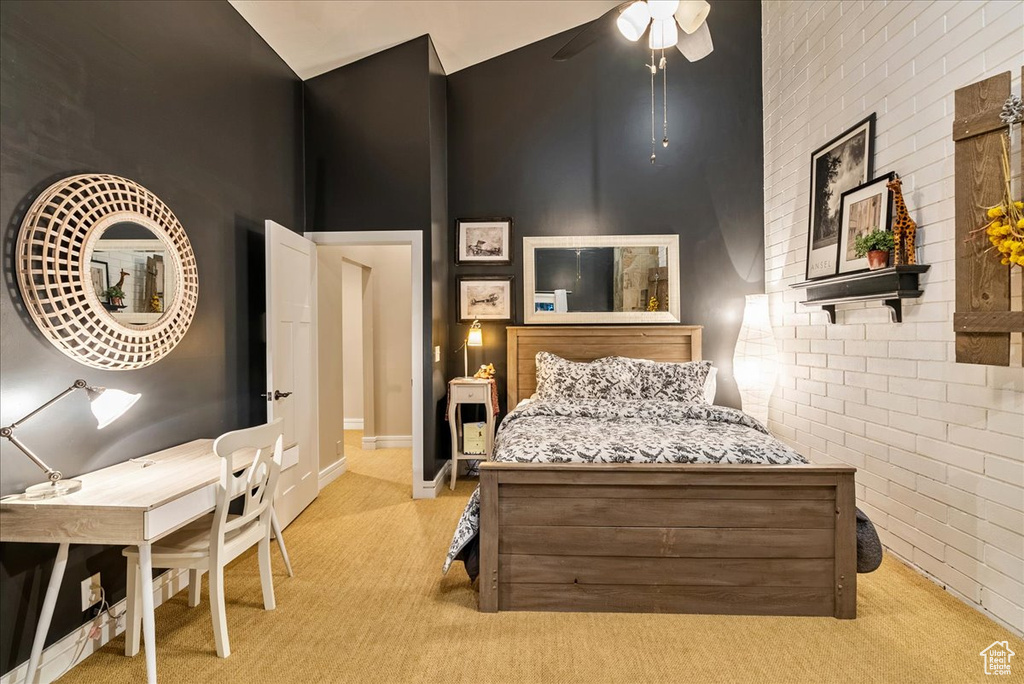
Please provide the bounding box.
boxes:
[16,174,198,370]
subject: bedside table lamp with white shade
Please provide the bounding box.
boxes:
[1,378,141,498]
[458,319,484,377]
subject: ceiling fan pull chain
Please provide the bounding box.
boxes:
[650,49,657,164]
[662,48,669,148]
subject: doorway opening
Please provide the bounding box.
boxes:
[308,231,431,499]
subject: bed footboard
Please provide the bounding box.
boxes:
[478,463,857,619]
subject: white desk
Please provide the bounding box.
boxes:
[0,439,286,684]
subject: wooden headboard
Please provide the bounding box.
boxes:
[506,325,703,407]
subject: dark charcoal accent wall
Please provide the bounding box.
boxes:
[0,0,302,674]
[447,0,765,413]
[304,35,450,480]
[304,37,432,233]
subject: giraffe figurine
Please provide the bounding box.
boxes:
[887,174,917,265]
[109,269,130,307]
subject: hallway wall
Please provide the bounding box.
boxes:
[324,245,414,441]
[317,249,347,472]
[342,261,366,427]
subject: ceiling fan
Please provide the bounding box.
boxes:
[553,0,713,63]
[552,1,714,163]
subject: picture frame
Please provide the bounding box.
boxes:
[837,173,894,274]
[455,218,513,265]
[805,113,876,280]
[459,276,513,321]
[89,259,109,295]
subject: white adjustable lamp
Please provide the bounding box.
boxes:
[1,379,141,498]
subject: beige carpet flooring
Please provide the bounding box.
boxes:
[60,430,1022,683]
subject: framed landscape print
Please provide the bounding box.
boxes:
[837,173,894,274]
[806,113,875,279]
[456,218,513,265]
[459,277,513,321]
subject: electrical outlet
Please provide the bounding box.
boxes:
[336,440,343,456]
[80,573,102,611]
[434,345,441,363]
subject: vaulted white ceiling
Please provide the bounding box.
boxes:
[229,0,621,80]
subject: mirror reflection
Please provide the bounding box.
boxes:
[88,222,175,327]
[533,246,669,313]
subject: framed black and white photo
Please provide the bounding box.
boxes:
[806,113,875,279]
[89,259,109,295]
[456,218,513,265]
[459,277,513,321]
[837,173,894,274]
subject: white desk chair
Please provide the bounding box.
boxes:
[124,419,285,659]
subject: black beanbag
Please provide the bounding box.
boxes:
[856,508,883,573]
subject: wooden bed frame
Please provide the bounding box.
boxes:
[478,325,857,618]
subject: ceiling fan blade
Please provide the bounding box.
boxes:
[676,20,713,61]
[552,1,633,61]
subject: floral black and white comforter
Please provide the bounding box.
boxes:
[442,398,806,575]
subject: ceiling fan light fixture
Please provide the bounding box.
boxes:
[647,0,681,21]
[676,19,713,60]
[648,18,679,50]
[674,0,711,34]
[616,1,652,42]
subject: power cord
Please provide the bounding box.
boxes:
[51,587,127,680]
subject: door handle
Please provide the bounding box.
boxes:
[260,390,293,401]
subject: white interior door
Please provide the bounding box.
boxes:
[266,220,319,528]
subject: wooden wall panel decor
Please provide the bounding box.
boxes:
[953,71,1022,365]
[16,174,199,370]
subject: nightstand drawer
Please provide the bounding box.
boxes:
[452,384,487,403]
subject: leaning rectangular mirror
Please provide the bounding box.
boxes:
[523,234,680,324]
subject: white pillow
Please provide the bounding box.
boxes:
[703,366,718,404]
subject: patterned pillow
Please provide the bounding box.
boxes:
[608,357,713,403]
[534,352,633,400]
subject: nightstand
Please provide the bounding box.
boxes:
[446,377,496,490]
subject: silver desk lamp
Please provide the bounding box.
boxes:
[1,379,141,498]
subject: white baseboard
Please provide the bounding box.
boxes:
[343,419,363,430]
[1,568,190,684]
[884,547,1024,638]
[415,461,451,499]
[318,457,346,490]
[361,435,412,450]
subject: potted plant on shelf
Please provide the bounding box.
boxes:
[101,285,126,311]
[854,229,895,270]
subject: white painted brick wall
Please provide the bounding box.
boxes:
[763,0,1024,634]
